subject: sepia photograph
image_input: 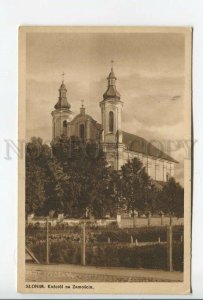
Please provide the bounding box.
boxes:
[18,26,192,294]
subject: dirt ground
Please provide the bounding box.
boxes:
[26,263,183,282]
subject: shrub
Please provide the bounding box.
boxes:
[26,225,184,271]
[27,239,183,271]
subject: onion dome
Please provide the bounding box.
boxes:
[54,80,71,110]
[103,66,121,100]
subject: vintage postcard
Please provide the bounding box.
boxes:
[18,26,192,294]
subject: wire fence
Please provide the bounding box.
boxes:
[26,222,184,271]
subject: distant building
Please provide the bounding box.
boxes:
[51,65,177,182]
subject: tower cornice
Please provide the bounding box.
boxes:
[100,99,123,108]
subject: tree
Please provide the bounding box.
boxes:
[120,158,154,216]
[26,136,114,218]
[108,170,126,215]
[26,137,49,216]
[27,136,172,219]
[26,137,71,216]
[158,177,184,220]
[51,137,114,218]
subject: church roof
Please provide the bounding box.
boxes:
[60,82,66,89]
[71,111,102,132]
[108,68,116,79]
[71,112,95,122]
[103,67,121,100]
[103,85,121,100]
[55,99,71,110]
[54,80,71,110]
[122,131,178,163]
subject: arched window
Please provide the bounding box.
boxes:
[63,120,67,128]
[109,111,114,132]
[79,124,85,139]
[63,120,68,136]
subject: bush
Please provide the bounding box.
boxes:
[27,239,183,271]
[26,225,184,271]
[26,224,183,243]
[173,242,184,271]
[94,226,183,243]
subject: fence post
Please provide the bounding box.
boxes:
[148,212,151,227]
[167,225,173,272]
[117,213,121,228]
[131,235,134,244]
[108,237,111,244]
[133,215,137,228]
[160,212,164,226]
[46,217,49,264]
[81,222,86,266]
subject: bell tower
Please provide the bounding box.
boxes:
[51,74,73,140]
[100,62,124,170]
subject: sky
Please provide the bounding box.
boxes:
[26,31,186,184]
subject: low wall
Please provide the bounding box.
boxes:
[27,215,183,228]
[62,218,116,227]
[120,217,184,228]
[27,217,116,227]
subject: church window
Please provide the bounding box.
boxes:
[79,124,85,139]
[109,111,114,132]
[63,120,67,127]
[63,120,68,136]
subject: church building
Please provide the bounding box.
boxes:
[51,65,178,183]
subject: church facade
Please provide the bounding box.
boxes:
[51,66,178,182]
